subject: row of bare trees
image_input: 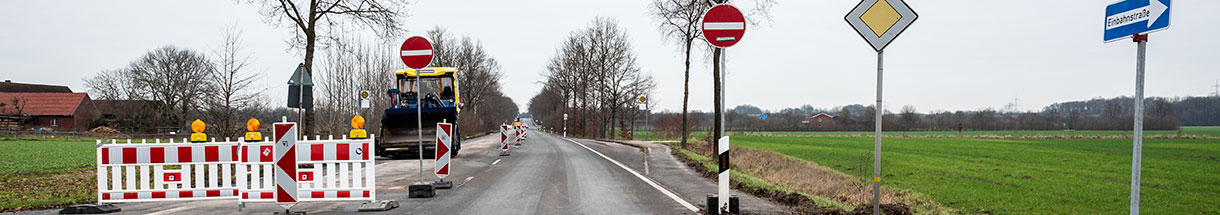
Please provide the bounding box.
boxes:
[425,27,520,135]
[529,18,656,139]
[85,29,266,137]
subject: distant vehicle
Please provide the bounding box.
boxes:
[378,67,462,159]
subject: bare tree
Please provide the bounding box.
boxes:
[85,69,144,101]
[426,27,506,135]
[313,35,398,135]
[899,105,918,131]
[540,17,655,139]
[248,0,409,134]
[204,27,264,138]
[109,46,217,131]
[651,0,709,149]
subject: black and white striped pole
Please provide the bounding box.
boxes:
[702,4,744,214]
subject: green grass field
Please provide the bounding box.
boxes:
[731,126,1220,137]
[631,126,1220,141]
[0,140,97,212]
[734,136,1220,214]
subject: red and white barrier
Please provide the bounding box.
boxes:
[96,138,242,203]
[239,124,377,204]
[96,121,379,212]
[435,122,452,178]
[500,125,509,153]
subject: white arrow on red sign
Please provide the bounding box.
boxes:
[400,36,434,69]
[702,4,747,48]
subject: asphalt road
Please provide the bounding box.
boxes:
[17,128,791,215]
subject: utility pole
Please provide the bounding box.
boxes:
[1211,80,1219,97]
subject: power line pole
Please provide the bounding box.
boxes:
[1211,80,1219,97]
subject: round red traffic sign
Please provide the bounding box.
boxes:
[400,36,433,69]
[701,4,746,48]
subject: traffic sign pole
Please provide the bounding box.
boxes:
[1129,33,1147,215]
[872,50,884,215]
[844,1,917,214]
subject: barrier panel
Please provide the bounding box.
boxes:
[94,129,381,212]
[238,135,377,204]
[96,138,242,203]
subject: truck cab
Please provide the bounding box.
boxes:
[378,67,461,158]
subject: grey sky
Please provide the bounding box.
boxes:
[2,1,1218,114]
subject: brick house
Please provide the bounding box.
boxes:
[807,113,837,130]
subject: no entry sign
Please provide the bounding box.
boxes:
[702,4,747,48]
[400,36,434,69]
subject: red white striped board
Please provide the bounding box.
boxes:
[500,125,509,152]
[100,145,240,165]
[516,126,526,142]
[273,122,299,208]
[435,122,453,178]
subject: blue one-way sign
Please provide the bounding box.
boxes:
[1104,0,1171,43]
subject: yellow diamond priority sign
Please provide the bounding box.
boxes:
[846,0,918,52]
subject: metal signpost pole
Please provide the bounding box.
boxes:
[873,50,884,215]
[298,69,305,138]
[645,103,650,141]
[417,71,424,180]
[1130,34,1147,215]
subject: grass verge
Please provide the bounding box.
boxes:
[667,141,945,214]
[0,140,98,212]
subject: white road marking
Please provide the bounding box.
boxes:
[464,176,474,182]
[563,138,699,212]
[491,159,501,166]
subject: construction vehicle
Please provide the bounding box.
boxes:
[378,67,462,159]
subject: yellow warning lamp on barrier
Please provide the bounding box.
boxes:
[189,119,207,142]
[245,118,263,142]
[349,115,368,139]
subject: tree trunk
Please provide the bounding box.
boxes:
[681,39,692,149]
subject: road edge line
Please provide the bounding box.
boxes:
[562,137,700,212]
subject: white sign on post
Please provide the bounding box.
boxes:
[359,90,371,109]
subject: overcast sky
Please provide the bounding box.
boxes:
[2,1,1218,114]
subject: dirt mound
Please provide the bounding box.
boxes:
[88,126,129,138]
[88,126,119,134]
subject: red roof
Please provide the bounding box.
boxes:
[0,93,90,116]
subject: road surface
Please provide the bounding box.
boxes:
[17,128,791,214]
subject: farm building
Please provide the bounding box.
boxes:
[0,80,93,131]
[805,113,837,130]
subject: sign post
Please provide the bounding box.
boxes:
[359,90,371,110]
[640,96,649,141]
[400,36,436,198]
[702,4,745,214]
[846,1,918,214]
[1104,1,1170,214]
[563,114,568,137]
